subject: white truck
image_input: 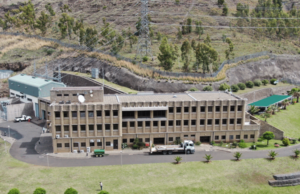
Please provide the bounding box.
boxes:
[15,115,32,122]
[150,140,195,155]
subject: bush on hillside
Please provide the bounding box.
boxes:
[33,188,46,194]
[262,79,269,85]
[237,83,246,90]
[231,84,239,92]
[282,138,290,146]
[270,78,277,85]
[8,189,20,194]
[254,79,262,87]
[98,191,110,194]
[219,83,230,91]
[245,81,254,88]
[203,86,213,91]
[64,188,78,194]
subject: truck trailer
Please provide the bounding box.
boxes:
[150,140,195,155]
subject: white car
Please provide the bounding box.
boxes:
[15,115,32,122]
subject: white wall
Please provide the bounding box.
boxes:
[10,89,39,117]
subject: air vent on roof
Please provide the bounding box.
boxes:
[66,100,71,104]
[32,77,36,79]
[173,95,177,98]
[59,101,64,104]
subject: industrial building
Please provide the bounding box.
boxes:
[8,74,66,118]
[47,86,260,153]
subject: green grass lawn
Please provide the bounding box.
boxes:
[2,139,300,194]
[235,83,292,95]
[61,71,138,94]
[256,103,300,138]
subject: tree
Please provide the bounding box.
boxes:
[245,81,254,88]
[64,188,78,194]
[231,84,239,92]
[177,27,182,39]
[290,89,300,103]
[204,154,213,162]
[225,38,234,60]
[203,86,213,91]
[253,79,262,87]
[262,131,275,146]
[233,152,242,161]
[195,43,218,74]
[157,32,162,40]
[158,37,175,71]
[33,187,46,194]
[269,150,278,159]
[58,13,74,39]
[18,0,36,32]
[204,34,211,46]
[282,138,290,146]
[181,39,191,61]
[35,11,51,36]
[129,35,138,48]
[85,27,98,50]
[219,83,230,91]
[260,112,271,122]
[237,83,246,90]
[111,34,124,54]
[60,4,72,13]
[191,39,196,50]
[187,18,192,33]
[262,79,269,85]
[174,156,182,164]
[195,20,204,36]
[8,188,20,194]
[45,3,55,16]
[281,99,289,110]
[294,149,300,158]
[218,0,225,7]
[222,3,228,16]
[249,105,259,115]
[136,17,141,35]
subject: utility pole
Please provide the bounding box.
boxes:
[135,0,153,61]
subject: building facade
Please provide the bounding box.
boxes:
[49,87,260,153]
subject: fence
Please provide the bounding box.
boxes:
[0,31,272,78]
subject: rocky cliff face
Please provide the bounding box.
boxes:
[0,62,30,71]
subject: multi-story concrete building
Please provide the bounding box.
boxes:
[49,87,260,153]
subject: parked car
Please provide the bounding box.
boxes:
[15,115,32,122]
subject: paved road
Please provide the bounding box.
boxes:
[1,121,300,167]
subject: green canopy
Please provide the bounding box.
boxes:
[249,95,291,107]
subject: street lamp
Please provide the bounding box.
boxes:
[8,125,10,138]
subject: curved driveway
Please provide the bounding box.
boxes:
[1,121,299,167]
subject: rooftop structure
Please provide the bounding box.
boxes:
[249,95,292,108]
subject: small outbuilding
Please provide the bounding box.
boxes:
[249,95,292,110]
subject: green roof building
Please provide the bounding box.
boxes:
[249,95,292,108]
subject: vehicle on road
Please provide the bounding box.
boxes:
[15,115,32,122]
[150,140,195,155]
[94,149,105,157]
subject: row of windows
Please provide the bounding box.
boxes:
[55,110,118,118]
[122,111,166,119]
[168,105,243,113]
[57,93,84,97]
[55,124,119,132]
[214,134,255,140]
[57,141,107,148]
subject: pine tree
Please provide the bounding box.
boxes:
[195,43,218,74]
[35,11,50,36]
[18,0,36,32]
[158,37,175,71]
[60,4,72,13]
[225,38,234,60]
[187,18,192,33]
[204,34,211,46]
[85,27,98,50]
[45,3,55,16]
[181,39,191,61]
[222,3,228,16]
[58,13,74,39]
[177,27,182,39]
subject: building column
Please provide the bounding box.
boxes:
[94,104,97,137]
[110,104,113,136]
[150,110,153,133]
[60,106,64,138]
[102,105,105,137]
[220,100,223,131]
[181,101,184,132]
[227,101,230,131]
[86,104,89,137]
[77,105,81,137]
[69,105,72,138]
[205,100,208,131]
[189,102,192,132]
[234,101,238,130]
[212,100,216,131]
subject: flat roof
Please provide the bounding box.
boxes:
[249,95,291,107]
[9,74,61,88]
[52,87,103,91]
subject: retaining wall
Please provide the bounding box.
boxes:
[259,120,284,140]
[6,103,34,121]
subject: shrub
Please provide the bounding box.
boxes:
[270,78,277,85]
[98,191,110,194]
[132,144,139,149]
[142,56,149,62]
[46,48,55,55]
[253,79,262,87]
[8,188,20,194]
[292,139,297,144]
[204,154,213,162]
[233,152,242,160]
[239,139,245,143]
[294,149,300,157]
[232,141,237,147]
[203,86,213,91]
[262,79,269,85]
[257,137,264,142]
[33,188,46,194]
[231,84,239,92]
[195,141,201,146]
[219,83,230,91]
[282,138,290,146]
[219,141,224,146]
[238,142,248,148]
[245,81,254,88]
[64,188,78,194]
[269,150,278,159]
[189,87,198,91]
[174,156,182,164]
[211,141,215,145]
[262,131,275,146]
[237,83,246,90]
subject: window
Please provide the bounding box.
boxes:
[88,111,94,118]
[168,120,173,126]
[80,125,86,131]
[215,136,219,140]
[130,121,135,128]
[97,142,102,146]
[215,106,220,112]
[64,126,69,132]
[138,121,143,127]
[55,112,60,118]
[105,124,110,130]
[215,119,220,125]
[65,143,70,148]
[57,94,62,97]
[72,111,77,118]
[72,125,78,132]
[176,120,181,126]
[238,106,243,111]
[191,120,196,125]
[63,112,69,118]
[97,124,102,131]
[138,111,150,118]
[176,107,181,113]
[64,94,69,96]
[55,126,61,132]
[153,110,166,118]
[10,92,15,95]
[208,106,213,112]
[90,142,95,147]
[184,120,189,126]
[223,106,228,112]
[192,107,196,112]
[113,124,118,130]
[73,143,79,147]
[105,110,110,117]
[250,134,255,139]
[161,121,166,127]
[200,106,205,112]
[80,111,86,118]
[16,94,20,97]
[230,135,234,140]
[153,121,158,127]
[230,119,235,125]
[236,135,240,139]
[169,137,174,141]
[244,135,248,139]
[176,137,180,140]
[230,106,235,112]
[207,119,212,125]
[122,122,127,128]
[81,142,86,147]
[200,119,205,125]
[27,98,32,102]
[222,119,227,125]
[191,134,195,137]
[97,111,102,117]
[123,139,127,143]
[145,121,150,127]
[106,142,111,146]
[139,138,143,142]
[184,107,189,113]
[145,138,150,142]
[237,118,242,124]
[113,110,118,116]
[122,111,134,118]
[57,143,62,148]
[73,94,77,96]
[169,107,174,113]
[222,135,226,140]
[130,139,134,143]
[184,135,188,138]
[89,125,94,131]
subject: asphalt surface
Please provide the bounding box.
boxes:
[1,121,300,167]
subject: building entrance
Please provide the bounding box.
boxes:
[154,138,165,144]
[200,136,211,143]
[113,139,118,149]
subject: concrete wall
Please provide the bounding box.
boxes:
[259,120,284,140]
[6,103,34,121]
